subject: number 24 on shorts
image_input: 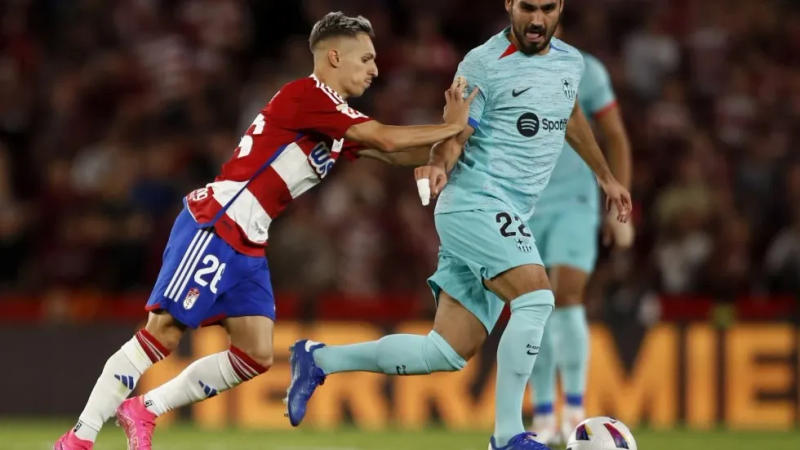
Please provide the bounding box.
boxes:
[495,212,531,238]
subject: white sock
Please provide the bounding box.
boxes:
[143,346,267,416]
[75,330,169,441]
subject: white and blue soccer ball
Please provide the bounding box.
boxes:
[566,416,637,450]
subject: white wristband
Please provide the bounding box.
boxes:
[416,178,431,206]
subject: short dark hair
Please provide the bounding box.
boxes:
[308,12,374,51]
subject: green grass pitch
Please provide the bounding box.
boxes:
[3,420,799,449]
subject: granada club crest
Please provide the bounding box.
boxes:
[562,78,577,101]
[183,287,200,310]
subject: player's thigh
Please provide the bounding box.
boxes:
[223,315,275,368]
[216,269,277,367]
[146,209,256,329]
[427,233,507,338]
[435,209,546,302]
[549,264,589,307]
[483,263,551,303]
[432,290,488,361]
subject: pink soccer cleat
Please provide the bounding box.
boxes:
[54,430,93,450]
[116,396,157,450]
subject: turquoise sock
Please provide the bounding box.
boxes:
[313,331,466,375]
[554,305,589,403]
[313,341,380,373]
[494,290,554,446]
[529,311,557,411]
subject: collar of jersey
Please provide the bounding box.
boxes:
[309,74,346,101]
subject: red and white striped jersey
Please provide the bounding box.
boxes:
[185,75,371,256]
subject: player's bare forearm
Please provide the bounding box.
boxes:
[595,106,632,189]
[358,145,431,166]
[568,104,633,221]
[429,126,473,172]
[346,81,475,153]
[428,138,461,172]
[565,104,614,184]
[345,120,461,153]
[382,123,464,152]
[414,125,473,203]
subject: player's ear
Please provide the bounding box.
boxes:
[327,49,341,68]
[505,0,513,13]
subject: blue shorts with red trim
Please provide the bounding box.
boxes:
[145,207,275,328]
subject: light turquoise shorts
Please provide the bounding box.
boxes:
[427,209,545,332]
[528,209,599,273]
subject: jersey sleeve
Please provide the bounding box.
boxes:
[455,50,489,130]
[578,55,616,117]
[274,81,372,140]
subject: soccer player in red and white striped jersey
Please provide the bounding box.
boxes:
[55,12,476,450]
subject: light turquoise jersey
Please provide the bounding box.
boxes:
[435,29,585,220]
[534,53,616,215]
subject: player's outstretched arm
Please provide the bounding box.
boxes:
[357,145,431,166]
[344,78,478,153]
[565,103,632,223]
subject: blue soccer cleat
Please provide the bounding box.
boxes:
[489,432,551,450]
[285,339,326,426]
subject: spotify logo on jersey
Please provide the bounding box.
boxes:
[517,112,540,137]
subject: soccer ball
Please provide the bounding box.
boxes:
[565,416,637,450]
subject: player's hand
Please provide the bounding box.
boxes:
[603,205,635,248]
[414,163,448,206]
[599,176,632,223]
[442,76,479,129]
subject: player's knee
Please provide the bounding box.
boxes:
[241,346,274,370]
[554,292,583,307]
[430,327,485,362]
[145,312,185,352]
[450,340,479,362]
[424,331,468,372]
[510,291,554,328]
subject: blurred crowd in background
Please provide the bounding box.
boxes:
[1,0,800,320]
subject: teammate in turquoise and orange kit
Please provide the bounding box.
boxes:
[527,41,633,445]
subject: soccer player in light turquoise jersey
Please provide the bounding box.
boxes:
[527,48,633,445]
[286,2,632,449]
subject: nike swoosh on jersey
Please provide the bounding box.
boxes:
[512,87,532,97]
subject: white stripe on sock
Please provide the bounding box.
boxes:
[238,357,261,378]
[123,334,157,373]
[141,336,165,361]
[229,354,258,380]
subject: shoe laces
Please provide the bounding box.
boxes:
[517,432,546,448]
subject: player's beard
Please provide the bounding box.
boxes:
[510,20,558,55]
